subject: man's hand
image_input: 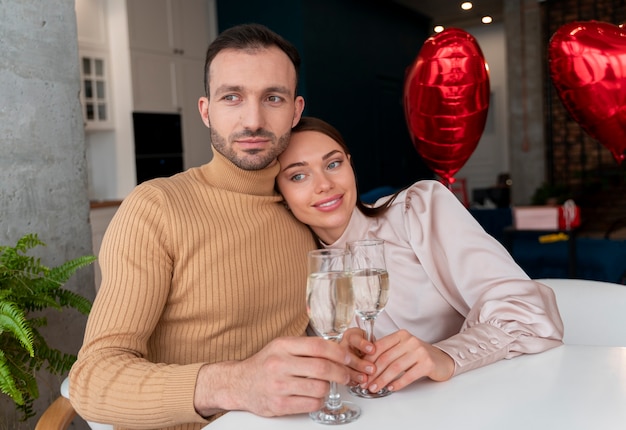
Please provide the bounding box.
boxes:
[193,336,355,418]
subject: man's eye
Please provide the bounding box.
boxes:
[223,94,240,102]
[267,95,283,103]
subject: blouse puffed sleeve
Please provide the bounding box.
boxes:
[404,181,564,375]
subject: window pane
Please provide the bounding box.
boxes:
[82,57,91,75]
[98,104,107,121]
[95,59,104,76]
[84,80,93,98]
[86,103,94,120]
[96,81,105,99]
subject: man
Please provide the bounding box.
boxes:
[69,24,361,430]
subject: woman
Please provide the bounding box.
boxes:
[276,117,563,394]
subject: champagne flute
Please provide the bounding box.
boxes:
[347,239,392,398]
[306,249,361,425]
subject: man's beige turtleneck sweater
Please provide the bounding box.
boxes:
[70,150,316,429]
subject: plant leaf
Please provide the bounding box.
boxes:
[0,233,95,421]
[0,301,34,357]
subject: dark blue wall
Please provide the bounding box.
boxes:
[216,0,433,192]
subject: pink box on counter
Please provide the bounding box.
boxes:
[513,204,580,230]
[513,206,559,230]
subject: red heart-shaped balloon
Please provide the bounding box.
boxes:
[549,21,626,164]
[403,28,490,185]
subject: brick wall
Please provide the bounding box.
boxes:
[542,0,626,234]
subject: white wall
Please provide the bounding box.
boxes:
[81,0,217,201]
[80,0,136,201]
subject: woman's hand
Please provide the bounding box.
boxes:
[351,329,455,393]
[340,327,377,386]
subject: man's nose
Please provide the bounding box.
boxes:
[240,102,265,130]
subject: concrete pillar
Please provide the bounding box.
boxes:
[505,0,547,204]
[0,0,94,427]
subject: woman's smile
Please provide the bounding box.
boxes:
[313,194,344,211]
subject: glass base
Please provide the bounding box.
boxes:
[348,385,393,399]
[309,401,361,425]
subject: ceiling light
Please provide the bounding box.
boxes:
[461,2,473,10]
[434,25,445,33]
[482,16,493,24]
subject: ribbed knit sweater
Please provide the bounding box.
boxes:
[69,150,317,430]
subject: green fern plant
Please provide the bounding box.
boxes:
[0,233,95,420]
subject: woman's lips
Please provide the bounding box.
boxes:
[313,195,343,212]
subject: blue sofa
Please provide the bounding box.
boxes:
[359,189,626,283]
[469,208,626,284]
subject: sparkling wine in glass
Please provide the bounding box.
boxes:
[306,249,361,424]
[347,239,392,398]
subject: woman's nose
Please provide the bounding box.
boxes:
[315,175,334,193]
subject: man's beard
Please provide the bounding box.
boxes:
[210,127,291,170]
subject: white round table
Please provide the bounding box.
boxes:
[207,345,626,430]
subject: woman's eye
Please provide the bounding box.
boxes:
[290,173,305,182]
[328,160,342,170]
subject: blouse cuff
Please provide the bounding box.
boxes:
[433,323,516,376]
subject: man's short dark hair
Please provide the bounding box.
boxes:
[203,23,301,97]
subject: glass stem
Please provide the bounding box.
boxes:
[326,336,342,410]
[365,317,375,342]
[326,381,341,410]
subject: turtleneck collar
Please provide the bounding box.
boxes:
[199,149,281,196]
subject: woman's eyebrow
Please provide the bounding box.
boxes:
[281,160,307,172]
[322,150,342,160]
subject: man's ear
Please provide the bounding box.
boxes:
[198,97,210,128]
[292,96,305,127]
